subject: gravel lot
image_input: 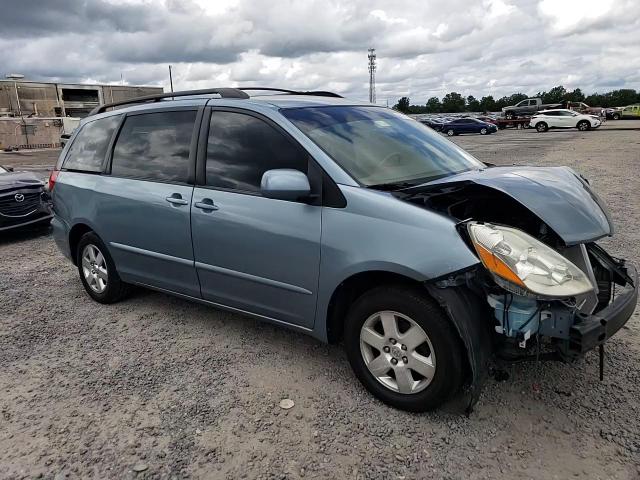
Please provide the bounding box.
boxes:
[1,122,639,479]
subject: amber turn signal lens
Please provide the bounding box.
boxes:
[474,243,526,288]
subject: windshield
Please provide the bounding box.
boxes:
[282,106,484,187]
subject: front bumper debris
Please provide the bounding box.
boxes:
[567,264,637,357]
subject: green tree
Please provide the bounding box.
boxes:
[584,92,605,106]
[566,88,585,102]
[542,85,567,104]
[607,89,639,107]
[426,96,442,113]
[479,95,496,112]
[494,96,510,110]
[494,93,527,110]
[394,96,411,113]
[466,95,481,112]
[441,92,466,112]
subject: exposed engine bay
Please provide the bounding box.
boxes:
[396,178,637,366]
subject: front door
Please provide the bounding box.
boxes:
[97,108,201,297]
[191,109,322,328]
[556,110,577,128]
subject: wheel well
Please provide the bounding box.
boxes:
[68,223,93,265]
[326,271,422,344]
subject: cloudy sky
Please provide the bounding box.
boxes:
[1,0,639,104]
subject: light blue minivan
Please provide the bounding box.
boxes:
[51,88,637,412]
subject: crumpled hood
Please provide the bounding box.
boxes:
[415,166,613,245]
[0,171,44,192]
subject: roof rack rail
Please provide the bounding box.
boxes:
[88,87,250,116]
[88,86,343,116]
[239,87,343,98]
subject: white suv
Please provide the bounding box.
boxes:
[530,109,601,132]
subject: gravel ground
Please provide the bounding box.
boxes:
[1,123,639,479]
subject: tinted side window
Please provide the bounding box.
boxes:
[111,110,196,183]
[63,115,121,172]
[206,111,307,192]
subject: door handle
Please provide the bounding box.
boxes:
[194,198,219,211]
[165,194,188,206]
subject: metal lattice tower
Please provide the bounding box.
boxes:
[368,48,376,104]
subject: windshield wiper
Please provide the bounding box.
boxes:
[367,172,462,192]
[366,181,418,191]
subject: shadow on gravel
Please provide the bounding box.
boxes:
[0,223,52,246]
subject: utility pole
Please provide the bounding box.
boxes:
[368,48,376,104]
[169,65,174,93]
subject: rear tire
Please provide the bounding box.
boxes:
[446,129,455,136]
[76,232,129,304]
[577,120,590,131]
[535,122,548,132]
[344,286,464,412]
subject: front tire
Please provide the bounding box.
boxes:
[480,127,488,135]
[612,113,620,120]
[535,122,548,132]
[344,286,464,412]
[446,129,455,136]
[76,232,129,304]
[577,120,590,131]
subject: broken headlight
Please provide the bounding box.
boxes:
[467,222,594,298]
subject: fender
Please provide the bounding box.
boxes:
[425,280,492,414]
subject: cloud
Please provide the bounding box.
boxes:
[0,0,638,103]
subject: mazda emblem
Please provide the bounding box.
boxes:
[14,193,25,202]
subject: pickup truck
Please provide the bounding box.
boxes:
[502,98,562,119]
[566,101,603,116]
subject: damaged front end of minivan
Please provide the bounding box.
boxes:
[397,165,638,410]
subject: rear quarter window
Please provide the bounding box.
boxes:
[63,115,121,172]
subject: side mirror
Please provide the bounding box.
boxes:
[261,169,311,202]
[6,166,14,172]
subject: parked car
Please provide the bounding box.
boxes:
[502,98,563,119]
[50,88,637,412]
[475,116,498,125]
[529,109,601,132]
[441,118,498,136]
[0,165,52,232]
[418,118,445,132]
[603,107,623,120]
[620,104,640,119]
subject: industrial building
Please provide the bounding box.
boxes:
[0,79,162,149]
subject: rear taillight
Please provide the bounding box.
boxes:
[48,169,59,191]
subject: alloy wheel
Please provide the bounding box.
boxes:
[359,310,436,394]
[81,244,108,293]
